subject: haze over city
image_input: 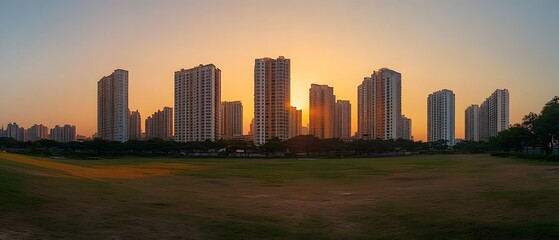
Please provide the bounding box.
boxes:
[1,0,559,141]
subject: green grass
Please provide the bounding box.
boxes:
[2,153,559,239]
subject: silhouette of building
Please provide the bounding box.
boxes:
[358,68,402,140]
[427,89,455,145]
[174,64,220,142]
[146,107,173,140]
[288,106,302,139]
[220,101,243,140]
[479,89,509,142]
[129,110,142,140]
[97,69,129,142]
[309,84,335,139]
[253,56,290,145]
[335,100,351,140]
[465,104,480,141]
[400,115,412,140]
[50,125,77,142]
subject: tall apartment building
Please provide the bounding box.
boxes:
[129,110,142,140]
[174,64,220,142]
[146,107,173,140]
[309,84,335,139]
[400,115,412,140]
[479,89,509,142]
[3,123,25,141]
[220,101,243,140]
[357,68,402,140]
[465,104,480,141]
[427,89,455,145]
[288,106,302,139]
[50,125,77,143]
[253,56,290,145]
[25,124,49,142]
[97,69,129,142]
[335,100,351,140]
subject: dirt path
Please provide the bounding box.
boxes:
[0,152,197,180]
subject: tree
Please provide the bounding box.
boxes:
[532,96,559,155]
[492,124,533,152]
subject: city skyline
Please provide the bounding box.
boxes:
[1,1,559,141]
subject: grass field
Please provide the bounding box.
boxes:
[1,152,559,239]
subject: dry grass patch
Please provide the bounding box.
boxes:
[0,152,199,180]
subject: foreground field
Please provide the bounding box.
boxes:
[1,152,559,239]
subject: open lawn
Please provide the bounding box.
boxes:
[1,152,559,239]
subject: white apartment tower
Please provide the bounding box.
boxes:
[335,100,351,140]
[427,89,455,145]
[254,56,290,145]
[97,69,129,142]
[309,84,336,139]
[357,68,402,140]
[465,104,480,141]
[479,89,509,142]
[174,64,220,142]
[220,101,243,140]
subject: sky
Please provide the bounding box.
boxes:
[1,0,558,141]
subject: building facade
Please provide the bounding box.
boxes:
[479,89,509,142]
[465,104,480,141]
[427,89,455,145]
[129,110,142,140]
[175,64,220,142]
[288,106,302,139]
[220,101,243,140]
[253,56,290,145]
[97,69,129,142]
[357,68,402,140]
[146,107,173,140]
[309,84,335,139]
[400,115,412,140]
[335,100,351,140]
[3,122,25,141]
[25,124,49,142]
[50,125,77,143]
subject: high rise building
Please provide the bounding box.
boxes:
[5,122,25,141]
[50,125,77,143]
[400,115,412,140]
[357,68,402,140]
[174,64,220,142]
[427,89,455,145]
[146,107,173,140]
[25,124,49,142]
[220,101,243,140]
[479,89,509,142]
[129,110,142,140]
[465,104,480,141]
[309,84,335,139]
[335,100,351,140]
[288,106,302,139]
[253,56,290,145]
[97,69,129,142]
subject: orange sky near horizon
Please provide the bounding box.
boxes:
[1,1,558,141]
